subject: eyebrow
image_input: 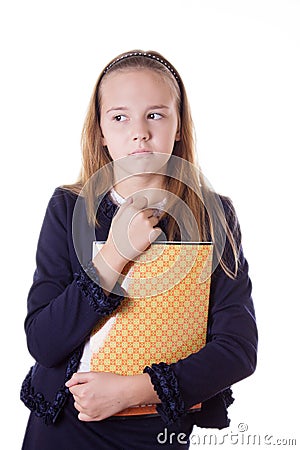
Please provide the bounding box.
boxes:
[106,104,170,114]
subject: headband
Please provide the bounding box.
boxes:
[102,51,181,85]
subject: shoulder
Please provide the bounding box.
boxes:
[204,190,241,238]
[212,192,238,223]
[47,186,79,209]
[43,187,81,222]
[220,194,239,221]
[206,191,243,277]
[37,187,82,240]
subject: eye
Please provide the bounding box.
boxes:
[148,112,163,120]
[113,114,127,122]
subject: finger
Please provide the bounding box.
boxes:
[144,208,161,219]
[65,378,77,388]
[133,207,161,222]
[73,395,89,411]
[73,400,82,412]
[151,209,163,219]
[148,216,160,228]
[149,227,162,243]
[78,412,95,422]
[75,401,100,421]
[68,383,85,396]
[131,196,148,210]
[65,372,91,388]
[114,197,133,217]
[135,208,158,220]
[115,197,148,225]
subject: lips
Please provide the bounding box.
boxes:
[130,149,153,155]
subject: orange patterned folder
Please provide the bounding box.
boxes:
[91,241,213,416]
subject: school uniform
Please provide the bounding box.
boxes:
[20,188,257,449]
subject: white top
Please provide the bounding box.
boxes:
[110,187,167,212]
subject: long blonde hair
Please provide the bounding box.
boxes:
[64,50,240,278]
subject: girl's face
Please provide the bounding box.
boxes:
[100,69,180,175]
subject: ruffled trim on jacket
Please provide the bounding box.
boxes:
[143,363,235,426]
[144,362,185,425]
[221,387,235,408]
[74,261,124,315]
[20,346,82,425]
[20,264,124,424]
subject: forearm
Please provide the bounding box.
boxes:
[125,373,161,407]
[92,242,128,294]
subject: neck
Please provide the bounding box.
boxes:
[114,174,167,205]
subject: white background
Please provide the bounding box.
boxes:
[1,0,299,448]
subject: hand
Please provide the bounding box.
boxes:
[106,195,162,263]
[65,372,131,421]
[92,196,162,294]
[65,371,160,421]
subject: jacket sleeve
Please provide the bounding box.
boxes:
[144,198,258,423]
[24,189,123,368]
[171,249,257,406]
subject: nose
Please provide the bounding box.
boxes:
[131,120,150,142]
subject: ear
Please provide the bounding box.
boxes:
[100,126,107,145]
[175,118,181,141]
[175,129,181,141]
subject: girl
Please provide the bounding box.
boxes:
[21,50,258,449]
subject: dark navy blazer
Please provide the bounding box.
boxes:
[20,187,257,428]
